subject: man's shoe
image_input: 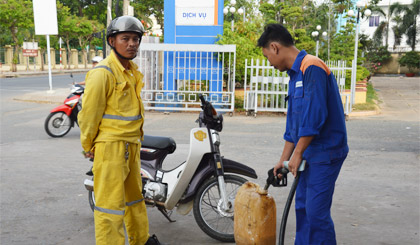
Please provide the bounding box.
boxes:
[145,234,166,245]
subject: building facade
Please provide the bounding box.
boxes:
[359,0,419,52]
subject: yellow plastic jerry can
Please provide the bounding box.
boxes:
[234,182,276,245]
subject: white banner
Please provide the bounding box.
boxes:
[33,0,58,35]
[175,0,216,26]
[23,42,38,50]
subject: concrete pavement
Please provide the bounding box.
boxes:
[370,76,420,121]
[1,74,419,244]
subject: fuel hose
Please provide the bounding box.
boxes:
[278,170,301,245]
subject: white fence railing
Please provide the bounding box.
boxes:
[243,58,289,115]
[135,43,236,112]
[244,58,352,116]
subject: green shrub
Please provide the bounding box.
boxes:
[365,46,392,73]
[398,51,420,73]
[344,65,370,89]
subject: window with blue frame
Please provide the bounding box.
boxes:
[369,16,380,27]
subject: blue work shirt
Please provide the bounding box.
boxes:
[285,50,348,163]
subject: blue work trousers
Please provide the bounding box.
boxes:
[294,156,346,245]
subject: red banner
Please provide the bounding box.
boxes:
[23,49,38,57]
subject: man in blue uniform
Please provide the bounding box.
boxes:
[258,24,349,244]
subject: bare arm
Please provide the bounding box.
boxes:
[288,136,314,177]
[273,140,295,177]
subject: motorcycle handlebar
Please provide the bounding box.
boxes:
[197,94,223,132]
[198,94,218,117]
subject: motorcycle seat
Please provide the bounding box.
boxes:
[142,135,176,154]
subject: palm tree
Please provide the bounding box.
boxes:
[391,15,404,49]
[372,21,387,47]
[390,0,420,51]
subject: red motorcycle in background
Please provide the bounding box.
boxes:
[44,83,84,137]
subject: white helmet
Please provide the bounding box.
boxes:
[92,56,103,63]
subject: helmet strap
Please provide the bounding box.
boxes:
[111,46,137,60]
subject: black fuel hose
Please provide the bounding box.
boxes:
[279,171,302,245]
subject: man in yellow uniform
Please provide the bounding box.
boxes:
[79,16,163,245]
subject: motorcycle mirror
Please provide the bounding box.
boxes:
[198,94,205,105]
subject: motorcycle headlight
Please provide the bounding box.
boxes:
[65,98,79,107]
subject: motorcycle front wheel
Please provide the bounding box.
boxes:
[44,112,72,137]
[88,190,95,212]
[193,175,246,242]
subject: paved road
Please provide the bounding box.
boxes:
[0,75,419,244]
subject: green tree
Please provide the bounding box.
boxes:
[259,0,282,24]
[329,21,358,63]
[59,0,108,27]
[59,0,86,16]
[0,0,34,71]
[60,16,79,69]
[258,0,332,58]
[293,29,316,54]
[82,0,108,26]
[331,0,353,14]
[132,0,164,34]
[217,21,264,86]
[74,17,104,68]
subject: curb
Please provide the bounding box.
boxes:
[13,88,70,104]
[348,109,381,118]
[0,69,89,78]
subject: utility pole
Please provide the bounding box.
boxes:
[328,0,332,60]
[106,0,112,57]
[123,0,129,16]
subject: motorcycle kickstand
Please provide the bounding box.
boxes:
[158,206,176,223]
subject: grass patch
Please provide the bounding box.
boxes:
[352,82,380,111]
[234,96,246,112]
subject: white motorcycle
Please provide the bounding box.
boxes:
[84,94,258,242]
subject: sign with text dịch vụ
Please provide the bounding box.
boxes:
[175,0,217,26]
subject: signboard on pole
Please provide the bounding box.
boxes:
[165,0,223,44]
[33,0,58,35]
[33,0,58,92]
[23,42,39,57]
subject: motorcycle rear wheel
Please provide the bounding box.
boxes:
[193,175,246,242]
[44,112,72,137]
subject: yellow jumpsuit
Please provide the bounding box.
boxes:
[79,50,149,245]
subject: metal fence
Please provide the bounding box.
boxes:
[327,60,348,92]
[244,58,352,116]
[135,43,236,112]
[0,47,5,64]
[243,58,289,116]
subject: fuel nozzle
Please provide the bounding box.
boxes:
[264,167,289,190]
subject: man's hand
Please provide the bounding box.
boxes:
[274,141,295,178]
[288,136,314,177]
[273,160,285,179]
[82,151,94,159]
[288,154,303,177]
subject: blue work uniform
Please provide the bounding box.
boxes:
[285,50,348,245]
